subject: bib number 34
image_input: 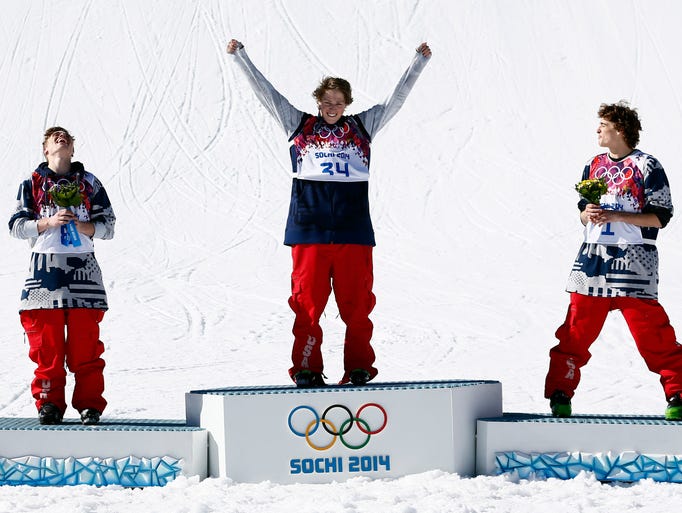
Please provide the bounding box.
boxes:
[321,162,350,177]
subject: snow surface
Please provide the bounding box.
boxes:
[2,0,682,511]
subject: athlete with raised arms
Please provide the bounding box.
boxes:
[227,39,431,387]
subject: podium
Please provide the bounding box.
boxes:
[476,413,682,482]
[4,383,681,485]
[186,380,502,483]
[0,418,207,486]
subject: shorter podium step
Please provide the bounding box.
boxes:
[477,413,682,482]
[0,418,207,486]
[186,379,502,483]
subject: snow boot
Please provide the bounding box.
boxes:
[80,408,101,425]
[349,369,371,386]
[294,370,326,388]
[665,393,682,421]
[549,390,572,418]
[38,402,63,425]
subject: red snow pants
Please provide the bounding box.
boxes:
[20,308,107,414]
[544,292,682,400]
[288,244,377,383]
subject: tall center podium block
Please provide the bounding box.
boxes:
[186,379,502,484]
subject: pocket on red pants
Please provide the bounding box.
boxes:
[21,312,45,348]
[288,273,303,309]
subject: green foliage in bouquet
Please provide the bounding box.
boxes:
[575,178,608,204]
[49,182,82,208]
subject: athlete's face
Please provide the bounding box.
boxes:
[43,130,74,160]
[596,118,624,149]
[318,89,347,124]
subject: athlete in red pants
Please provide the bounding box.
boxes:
[544,102,682,419]
[545,293,682,403]
[228,39,431,386]
[9,127,116,424]
[288,244,377,384]
[21,308,107,416]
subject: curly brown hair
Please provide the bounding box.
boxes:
[312,77,353,105]
[598,102,641,149]
[42,126,75,148]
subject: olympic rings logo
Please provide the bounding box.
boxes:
[288,403,388,451]
[314,121,350,139]
[44,177,87,194]
[594,165,634,186]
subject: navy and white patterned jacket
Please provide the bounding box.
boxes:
[231,46,429,245]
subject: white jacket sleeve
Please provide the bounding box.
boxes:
[9,180,40,243]
[230,46,306,136]
[357,50,430,139]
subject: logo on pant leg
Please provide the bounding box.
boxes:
[565,359,576,380]
[301,335,317,368]
[39,379,51,400]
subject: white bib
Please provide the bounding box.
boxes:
[298,147,370,182]
[584,193,643,244]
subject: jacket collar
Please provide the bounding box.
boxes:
[36,161,85,177]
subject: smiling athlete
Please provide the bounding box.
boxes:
[227,39,431,387]
[9,127,116,425]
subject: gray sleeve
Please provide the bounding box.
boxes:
[230,46,307,135]
[10,218,39,241]
[89,177,116,240]
[8,180,39,242]
[92,206,115,240]
[357,51,430,139]
[93,221,113,240]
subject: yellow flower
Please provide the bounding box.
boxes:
[575,178,607,204]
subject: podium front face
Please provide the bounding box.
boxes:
[186,380,502,484]
[477,413,682,482]
[0,419,207,486]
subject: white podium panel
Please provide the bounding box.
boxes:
[186,380,502,483]
[477,413,682,482]
[0,418,207,486]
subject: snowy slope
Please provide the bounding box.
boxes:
[2,1,682,511]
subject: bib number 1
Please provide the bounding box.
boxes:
[601,222,615,236]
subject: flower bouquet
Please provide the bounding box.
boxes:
[49,182,83,247]
[575,178,608,204]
